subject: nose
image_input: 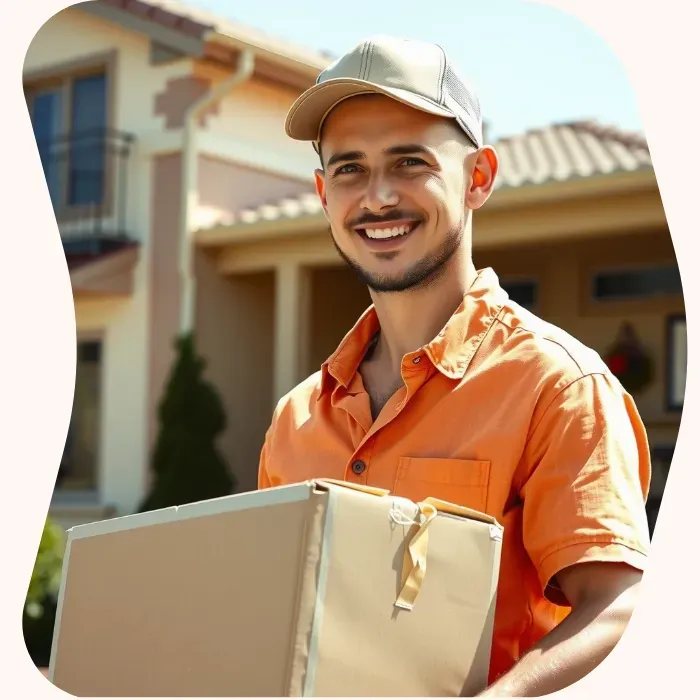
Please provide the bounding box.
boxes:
[360,171,399,213]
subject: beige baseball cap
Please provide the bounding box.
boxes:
[285,35,484,149]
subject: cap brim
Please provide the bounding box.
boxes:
[285,78,456,141]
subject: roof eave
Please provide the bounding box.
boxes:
[195,166,658,247]
[488,166,657,210]
[78,1,209,58]
[77,2,326,88]
[204,29,328,78]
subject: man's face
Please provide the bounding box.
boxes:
[314,94,492,293]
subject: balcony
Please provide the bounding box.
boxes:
[35,127,136,259]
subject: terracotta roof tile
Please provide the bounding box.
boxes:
[205,121,652,231]
[91,4,650,187]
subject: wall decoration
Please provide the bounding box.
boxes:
[604,322,654,394]
[666,314,687,411]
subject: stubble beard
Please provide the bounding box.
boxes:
[330,219,466,294]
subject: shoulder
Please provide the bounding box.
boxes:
[493,302,613,390]
[479,301,633,429]
[270,369,326,431]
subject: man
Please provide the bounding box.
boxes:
[258,36,651,697]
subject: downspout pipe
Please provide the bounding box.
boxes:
[178,49,256,335]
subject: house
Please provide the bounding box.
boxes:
[25,1,682,534]
[193,121,683,535]
[23,0,329,529]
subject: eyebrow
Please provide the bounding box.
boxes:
[325,143,435,169]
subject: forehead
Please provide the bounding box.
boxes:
[320,94,458,152]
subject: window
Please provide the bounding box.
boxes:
[68,73,108,205]
[591,264,682,302]
[666,314,687,411]
[502,279,538,312]
[56,340,103,494]
[29,85,64,206]
[26,69,108,209]
[647,444,674,539]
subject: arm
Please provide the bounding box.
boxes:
[477,561,642,697]
[479,371,651,697]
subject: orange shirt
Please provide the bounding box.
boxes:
[258,267,651,683]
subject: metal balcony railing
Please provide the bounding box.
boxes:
[34,127,136,257]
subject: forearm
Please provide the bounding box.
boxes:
[476,586,637,697]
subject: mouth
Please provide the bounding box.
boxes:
[354,220,422,246]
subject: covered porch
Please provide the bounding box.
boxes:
[193,165,681,524]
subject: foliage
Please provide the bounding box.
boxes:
[25,517,64,620]
[138,332,235,512]
[23,516,65,667]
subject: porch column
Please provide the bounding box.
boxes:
[273,261,311,403]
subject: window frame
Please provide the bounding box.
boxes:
[665,313,687,412]
[590,262,683,302]
[500,275,540,314]
[51,331,106,506]
[580,258,684,317]
[23,50,118,223]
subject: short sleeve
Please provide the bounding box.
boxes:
[520,372,652,605]
[257,415,278,491]
[257,437,272,490]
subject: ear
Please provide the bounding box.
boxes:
[465,146,499,211]
[314,169,330,220]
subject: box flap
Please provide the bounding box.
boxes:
[312,478,390,498]
[64,482,317,542]
[423,497,502,529]
[312,479,502,529]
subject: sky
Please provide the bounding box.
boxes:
[184,0,643,142]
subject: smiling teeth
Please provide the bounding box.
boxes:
[365,225,412,240]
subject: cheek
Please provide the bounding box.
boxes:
[400,176,441,210]
[417,177,461,221]
[436,172,467,217]
[324,192,357,246]
[324,197,349,229]
[325,183,356,220]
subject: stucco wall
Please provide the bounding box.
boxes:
[24,7,181,521]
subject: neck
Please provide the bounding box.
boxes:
[368,248,477,369]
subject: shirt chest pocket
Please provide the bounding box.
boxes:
[392,457,491,513]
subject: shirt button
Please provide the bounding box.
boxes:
[351,460,366,475]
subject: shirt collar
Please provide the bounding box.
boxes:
[319,267,508,397]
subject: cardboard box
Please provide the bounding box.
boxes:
[49,479,503,697]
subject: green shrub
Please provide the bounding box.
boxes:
[138,332,236,512]
[25,516,64,619]
[23,516,65,666]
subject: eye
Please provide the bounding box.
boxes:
[399,157,428,167]
[335,163,361,175]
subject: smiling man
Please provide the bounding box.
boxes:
[258,36,651,697]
